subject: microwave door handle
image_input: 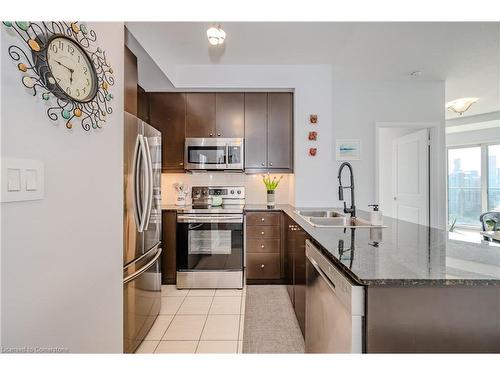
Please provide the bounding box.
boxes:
[225,144,229,168]
[142,136,154,231]
[138,135,150,232]
[132,135,142,231]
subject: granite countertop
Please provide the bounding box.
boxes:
[163,203,500,286]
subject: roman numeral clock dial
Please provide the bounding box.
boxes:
[46,36,97,102]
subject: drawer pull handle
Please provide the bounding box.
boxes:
[261,244,265,248]
[261,231,265,235]
[260,264,265,268]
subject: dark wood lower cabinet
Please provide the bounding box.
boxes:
[245,211,284,284]
[161,210,177,284]
[247,253,281,279]
[284,216,307,336]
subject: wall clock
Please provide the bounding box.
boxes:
[3,21,114,131]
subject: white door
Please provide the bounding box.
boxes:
[392,128,429,226]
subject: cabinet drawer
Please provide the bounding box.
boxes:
[247,238,280,253]
[246,253,280,280]
[246,225,280,239]
[246,212,280,226]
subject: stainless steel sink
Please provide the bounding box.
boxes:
[308,216,375,228]
[294,210,345,218]
[295,209,385,228]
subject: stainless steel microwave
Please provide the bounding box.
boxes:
[184,138,244,171]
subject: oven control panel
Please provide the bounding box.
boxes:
[192,186,245,201]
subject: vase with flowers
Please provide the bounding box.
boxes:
[262,174,283,207]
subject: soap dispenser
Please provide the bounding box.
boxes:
[368,204,383,225]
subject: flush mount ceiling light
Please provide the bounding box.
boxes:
[207,25,226,46]
[446,97,479,115]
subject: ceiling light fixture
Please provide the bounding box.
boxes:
[446,97,479,115]
[207,25,226,46]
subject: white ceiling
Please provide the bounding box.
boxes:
[126,22,500,119]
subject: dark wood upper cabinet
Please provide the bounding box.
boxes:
[268,93,293,170]
[244,93,268,169]
[149,93,186,171]
[124,46,138,115]
[215,93,244,138]
[137,85,149,123]
[186,93,216,138]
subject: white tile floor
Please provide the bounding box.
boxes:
[135,285,246,354]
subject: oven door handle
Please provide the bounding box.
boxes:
[177,215,243,223]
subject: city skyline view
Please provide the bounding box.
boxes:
[448,144,500,226]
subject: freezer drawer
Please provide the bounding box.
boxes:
[123,247,162,353]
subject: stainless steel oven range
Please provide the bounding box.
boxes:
[176,186,245,289]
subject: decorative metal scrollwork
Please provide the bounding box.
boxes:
[3,21,114,131]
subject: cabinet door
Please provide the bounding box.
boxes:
[161,211,177,284]
[285,217,295,304]
[268,93,293,170]
[216,93,244,138]
[244,93,268,169]
[137,86,149,123]
[293,225,307,336]
[186,93,216,138]
[149,93,186,171]
[124,46,138,116]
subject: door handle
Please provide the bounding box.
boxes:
[138,135,150,232]
[142,136,154,231]
[308,257,336,292]
[132,135,142,231]
[123,248,162,284]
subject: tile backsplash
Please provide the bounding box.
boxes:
[161,173,293,205]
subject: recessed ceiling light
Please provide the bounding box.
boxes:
[207,25,226,46]
[410,71,422,77]
[446,97,479,115]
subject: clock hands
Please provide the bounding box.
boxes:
[55,60,74,84]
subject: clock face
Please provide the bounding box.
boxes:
[46,36,98,102]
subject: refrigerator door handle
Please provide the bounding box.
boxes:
[132,135,142,231]
[137,135,150,232]
[142,136,154,231]
[123,247,162,284]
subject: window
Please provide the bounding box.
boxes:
[448,143,500,227]
[448,147,482,226]
[489,144,500,210]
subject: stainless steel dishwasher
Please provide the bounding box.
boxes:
[305,239,365,353]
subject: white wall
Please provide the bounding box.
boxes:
[446,127,500,147]
[333,80,446,228]
[1,23,124,353]
[377,127,418,216]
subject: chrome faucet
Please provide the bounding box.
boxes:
[338,162,356,218]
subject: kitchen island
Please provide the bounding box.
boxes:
[245,204,500,353]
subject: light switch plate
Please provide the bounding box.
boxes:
[1,158,44,202]
[7,168,21,191]
[25,169,38,191]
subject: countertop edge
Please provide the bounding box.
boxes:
[162,204,500,287]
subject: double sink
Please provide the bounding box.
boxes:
[295,209,384,228]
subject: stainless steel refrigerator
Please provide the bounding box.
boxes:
[123,112,162,353]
